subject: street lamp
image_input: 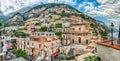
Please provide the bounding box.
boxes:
[117,22,120,45]
[110,22,114,45]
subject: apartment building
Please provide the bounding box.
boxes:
[17,36,61,59]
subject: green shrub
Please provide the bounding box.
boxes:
[11,39,16,43]
[84,56,101,61]
[15,49,27,58]
[14,31,29,38]
[39,26,48,32]
[19,28,27,30]
[35,22,41,26]
[55,32,62,38]
[55,23,62,28]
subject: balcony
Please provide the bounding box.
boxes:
[71,31,90,34]
[62,31,90,34]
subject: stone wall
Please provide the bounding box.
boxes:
[97,44,120,61]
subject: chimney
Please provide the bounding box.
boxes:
[117,22,120,45]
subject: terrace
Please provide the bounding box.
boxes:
[96,39,120,50]
[96,38,120,61]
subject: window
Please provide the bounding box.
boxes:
[68,29,69,32]
[38,33,40,36]
[32,33,34,35]
[41,33,44,35]
[39,44,41,48]
[46,34,48,36]
[63,29,65,32]
[27,42,29,45]
[86,40,88,44]
[49,34,51,36]
[78,37,81,43]
[79,28,81,30]
[72,39,74,43]
[72,28,75,30]
[24,42,25,44]
[32,43,34,46]
[34,33,36,35]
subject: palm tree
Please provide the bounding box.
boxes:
[84,56,101,61]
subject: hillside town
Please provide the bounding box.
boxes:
[0,3,119,61]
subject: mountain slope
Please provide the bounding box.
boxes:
[6,13,24,26]
[5,3,108,38]
[24,3,81,20]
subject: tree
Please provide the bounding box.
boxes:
[55,23,62,28]
[39,26,48,32]
[59,55,75,60]
[0,22,2,27]
[14,31,29,38]
[19,28,27,30]
[84,56,101,61]
[55,32,62,38]
[11,39,16,43]
[15,49,27,58]
[0,31,1,36]
[99,30,108,39]
[35,22,41,26]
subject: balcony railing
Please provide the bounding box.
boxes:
[62,31,90,34]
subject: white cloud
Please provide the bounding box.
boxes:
[97,0,109,4]
[84,0,120,22]
[84,2,95,12]
[0,0,77,15]
[48,0,55,3]
[79,4,83,8]
[1,0,28,15]
[1,0,120,23]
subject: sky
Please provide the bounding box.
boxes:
[0,0,120,28]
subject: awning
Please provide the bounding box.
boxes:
[52,52,58,57]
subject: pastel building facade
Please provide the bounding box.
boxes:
[16,32,61,59]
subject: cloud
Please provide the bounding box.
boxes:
[84,0,120,22]
[1,0,77,15]
[1,0,28,15]
[97,0,109,4]
[84,2,96,12]
[1,0,120,24]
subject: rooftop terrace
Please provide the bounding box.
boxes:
[96,39,120,50]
